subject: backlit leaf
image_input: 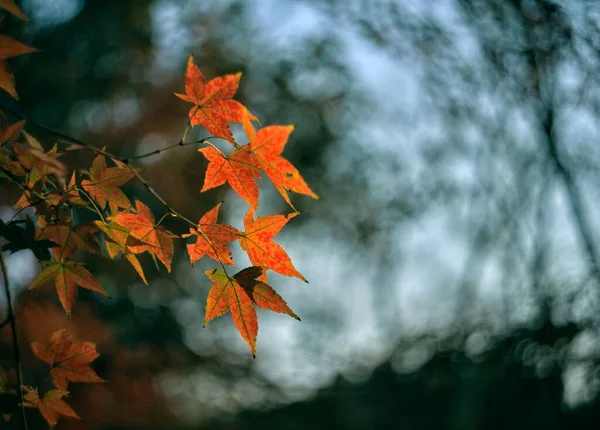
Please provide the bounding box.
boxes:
[29,261,108,317]
[0,34,35,99]
[36,222,101,261]
[199,146,261,209]
[95,220,148,284]
[243,115,318,208]
[182,202,240,266]
[24,387,79,426]
[31,329,105,391]
[0,35,37,59]
[108,200,177,272]
[204,268,258,356]
[239,210,306,281]
[234,266,300,320]
[175,55,255,139]
[81,155,136,213]
[0,0,29,20]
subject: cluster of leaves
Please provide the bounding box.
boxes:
[0,1,317,427]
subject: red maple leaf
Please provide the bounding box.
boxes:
[234,266,300,320]
[204,267,300,356]
[243,115,318,208]
[23,387,79,426]
[30,329,105,390]
[182,202,241,266]
[239,210,306,281]
[36,222,101,262]
[0,34,37,99]
[95,220,148,285]
[108,200,178,272]
[199,146,261,209]
[175,55,255,139]
[204,268,258,355]
[81,155,136,214]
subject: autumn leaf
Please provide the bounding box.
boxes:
[239,210,306,281]
[175,55,255,139]
[243,116,318,208]
[234,266,300,320]
[0,0,29,20]
[14,142,67,188]
[36,222,101,261]
[0,148,25,177]
[182,202,240,266]
[95,220,148,284]
[0,35,36,99]
[204,267,300,356]
[29,261,108,317]
[199,146,261,209]
[24,387,79,426]
[31,329,105,392]
[204,268,258,356]
[108,200,178,272]
[81,154,137,214]
[0,118,24,144]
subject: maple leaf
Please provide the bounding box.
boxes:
[243,116,318,208]
[204,268,258,356]
[36,222,101,261]
[14,141,67,188]
[239,210,306,281]
[0,35,37,99]
[108,200,178,272]
[0,117,24,144]
[23,387,79,426]
[29,261,108,317]
[31,329,105,391]
[0,148,25,177]
[0,0,29,20]
[95,220,148,285]
[81,154,136,214]
[234,266,300,320]
[204,267,300,356]
[199,146,261,209]
[182,202,240,266]
[175,55,255,139]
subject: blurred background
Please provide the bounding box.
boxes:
[3,0,600,428]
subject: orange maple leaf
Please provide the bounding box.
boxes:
[81,155,136,214]
[204,268,258,356]
[204,267,300,356]
[234,266,300,320]
[29,261,108,317]
[14,142,67,188]
[36,222,101,261]
[243,116,318,208]
[31,329,105,390]
[0,0,29,20]
[95,221,148,284]
[239,210,306,281]
[0,34,37,99]
[182,202,241,266]
[108,200,178,272]
[0,117,24,145]
[199,146,261,209]
[175,55,255,139]
[23,387,79,426]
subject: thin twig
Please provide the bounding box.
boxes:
[0,248,28,429]
[2,108,238,285]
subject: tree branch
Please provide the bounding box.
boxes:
[0,248,28,429]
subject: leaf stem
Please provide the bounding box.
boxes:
[74,186,105,223]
